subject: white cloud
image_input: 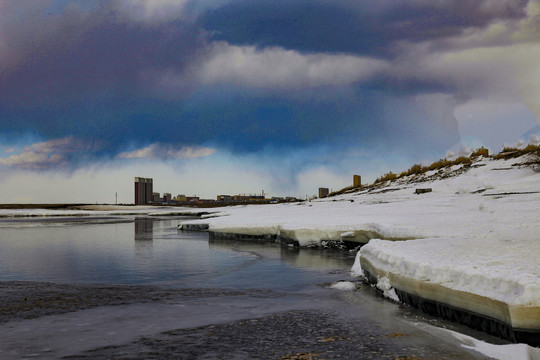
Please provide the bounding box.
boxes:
[117,143,216,159]
[444,0,540,46]
[117,145,157,159]
[431,43,539,102]
[0,137,92,169]
[113,0,191,22]
[165,42,389,90]
[454,100,537,151]
[380,39,540,157]
[437,43,540,138]
[27,137,85,154]
[169,146,216,159]
[405,1,540,124]
[0,152,64,169]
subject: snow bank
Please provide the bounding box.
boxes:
[359,237,540,307]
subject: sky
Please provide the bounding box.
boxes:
[0,0,539,203]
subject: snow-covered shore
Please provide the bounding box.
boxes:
[178,153,540,345]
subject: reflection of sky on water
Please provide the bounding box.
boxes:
[0,217,355,289]
[205,240,356,290]
[209,240,355,271]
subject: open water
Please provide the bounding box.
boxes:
[0,216,355,288]
[0,215,500,359]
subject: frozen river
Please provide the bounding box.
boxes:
[0,215,511,359]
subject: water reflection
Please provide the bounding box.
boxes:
[134,217,154,268]
[208,238,356,271]
[280,246,356,270]
[0,218,355,287]
[134,217,153,240]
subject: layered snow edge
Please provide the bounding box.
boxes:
[359,237,540,306]
[357,247,540,330]
[202,223,414,247]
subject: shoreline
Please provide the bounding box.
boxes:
[176,154,540,347]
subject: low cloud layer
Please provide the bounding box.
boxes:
[0,137,98,170]
[117,144,216,159]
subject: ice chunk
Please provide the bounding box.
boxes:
[328,281,357,291]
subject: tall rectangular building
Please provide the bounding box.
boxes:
[134,177,153,205]
[135,177,142,205]
[318,187,329,198]
[145,178,153,204]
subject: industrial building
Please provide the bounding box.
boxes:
[217,195,233,204]
[318,187,329,198]
[134,177,153,205]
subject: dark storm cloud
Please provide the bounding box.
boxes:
[201,0,529,56]
[0,0,213,163]
[0,83,460,162]
[0,2,208,104]
[151,86,460,156]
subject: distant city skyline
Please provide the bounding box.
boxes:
[0,0,539,203]
[134,176,302,206]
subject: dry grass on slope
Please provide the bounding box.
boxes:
[328,145,540,198]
